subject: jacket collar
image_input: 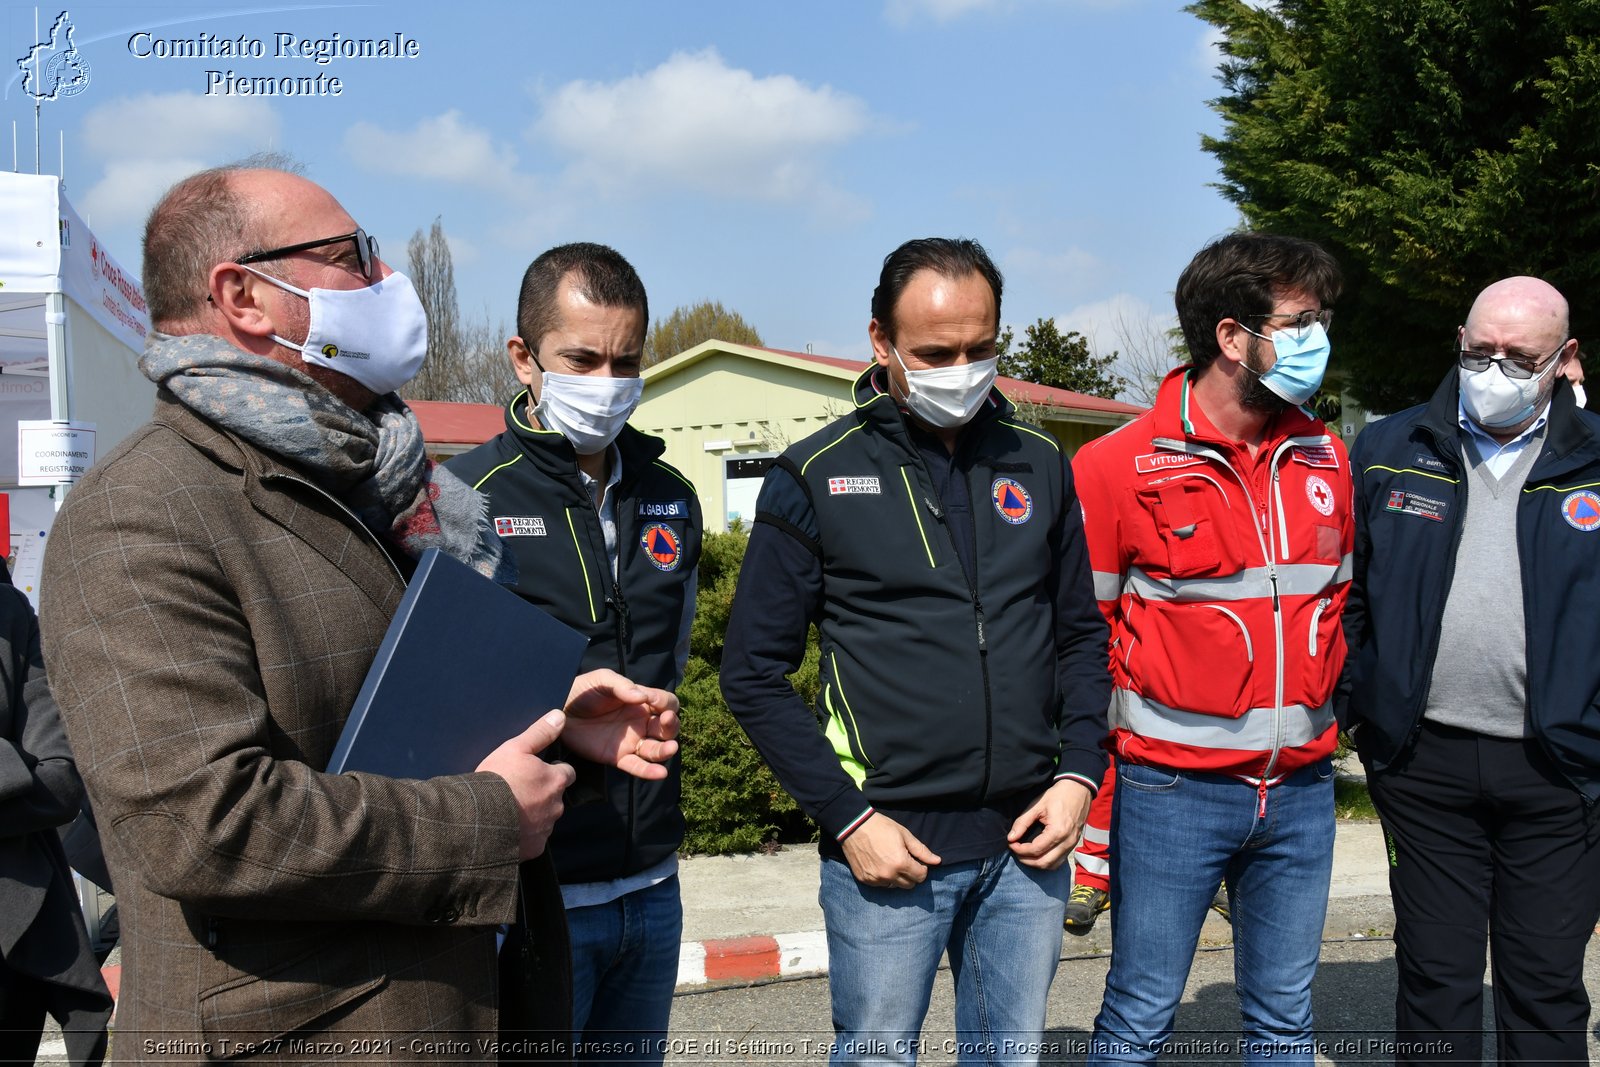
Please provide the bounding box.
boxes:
[1151,366,1327,457]
[153,392,406,611]
[501,388,665,491]
[849,363,1013,448]
[1420,370,1600,479]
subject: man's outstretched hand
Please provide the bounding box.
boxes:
[562,668,680,779]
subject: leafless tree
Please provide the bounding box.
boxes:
[400,220,519,404]
[1108,308,1185,408]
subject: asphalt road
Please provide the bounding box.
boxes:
[664,934,1600,1065]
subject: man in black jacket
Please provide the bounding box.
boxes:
[446,244,699,1066]
[720,238,1109,1066]
[0,567,112,1067]
[1344,275,1600,1064]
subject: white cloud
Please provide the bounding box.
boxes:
[75,92,282,230]
[1003,245,1105,297]
[532,49,872,212]
[80,92,279,161]
[1195,25,1227,75]
[884,0,1005,24]
[884,0,1134,26]
[343,110,518,187]
[444,232,478,266]
[79,157,207,231]
[1054,293,1180,403]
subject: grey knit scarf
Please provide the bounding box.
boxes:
[140,332,512,582]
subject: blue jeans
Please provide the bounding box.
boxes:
[566,875,683,1066]
[1089,759,1334,1066]
[820,850,1069,1066]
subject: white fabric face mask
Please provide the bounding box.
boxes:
[891,346,998,429]
[534,371,643,454]
[1459,354,1561,430]
[244,266,428,396]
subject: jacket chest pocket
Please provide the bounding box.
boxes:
[1136,477,1248,578]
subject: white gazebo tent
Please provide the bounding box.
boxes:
[0,172,153,603]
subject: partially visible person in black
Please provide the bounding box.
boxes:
[0,562,112,1066]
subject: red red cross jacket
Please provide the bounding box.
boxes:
[1071,367,1351,785]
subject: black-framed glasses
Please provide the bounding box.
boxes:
[1457,340,1568,380]
[238,228,379,280]
[1245,308,1334,335]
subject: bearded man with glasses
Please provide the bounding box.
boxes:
[1343,275,1600,1063]
[1074,232,1350,1065]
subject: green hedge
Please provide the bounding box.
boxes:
[680,522,817,854]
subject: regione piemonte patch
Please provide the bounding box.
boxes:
[828,476,881,495]
[494,516,547,537]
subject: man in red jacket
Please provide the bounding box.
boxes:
[1073,233,1349,1065]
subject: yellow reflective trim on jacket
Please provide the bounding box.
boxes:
[564,508,599,623]
[825,650,872,780]
[1362,464,1460,485]
[800,424,868,477]
[651,460,697,494]
[1524,480,1600,494]
[471,453,522,491]
[898,467,936,568]
[999,419,1061,451]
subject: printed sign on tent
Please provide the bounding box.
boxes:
[17,418,95,484]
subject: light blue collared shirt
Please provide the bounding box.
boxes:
[1458,400,1549,479]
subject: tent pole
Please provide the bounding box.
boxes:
[45,291,70,507]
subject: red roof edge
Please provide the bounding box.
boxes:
[749,345,1144,415]
[410,398,503,447]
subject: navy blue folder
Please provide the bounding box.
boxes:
[327,547,588,778]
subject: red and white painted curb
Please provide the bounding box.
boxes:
[676,929,829,988]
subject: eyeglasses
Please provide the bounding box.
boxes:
[238,228,379,280]
[1244,308,1334,336]
[1457,341,1568,380]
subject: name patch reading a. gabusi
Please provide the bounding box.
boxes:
[637,500,689,519]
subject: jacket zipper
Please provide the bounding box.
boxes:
[916,454,994,799]
[1153,441,1291,780]
[580,483,638,875]
[1264,463,1286,779]
[1307,597,1331,657]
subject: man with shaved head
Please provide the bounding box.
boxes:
[39,162,679,1060]
[1343,276,1600,1063]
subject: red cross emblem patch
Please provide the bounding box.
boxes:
[1305,475,1335,517]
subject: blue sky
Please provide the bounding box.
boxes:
[0,0,1241,383]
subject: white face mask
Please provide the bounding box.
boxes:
[534,370,643,454]
[244,266,427,396]
[1459,354,1562,430]
[891,346,998,429]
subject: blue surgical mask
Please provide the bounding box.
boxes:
[1241,321,1331,407]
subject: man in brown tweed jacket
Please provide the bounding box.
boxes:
[38,163,679,1063]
